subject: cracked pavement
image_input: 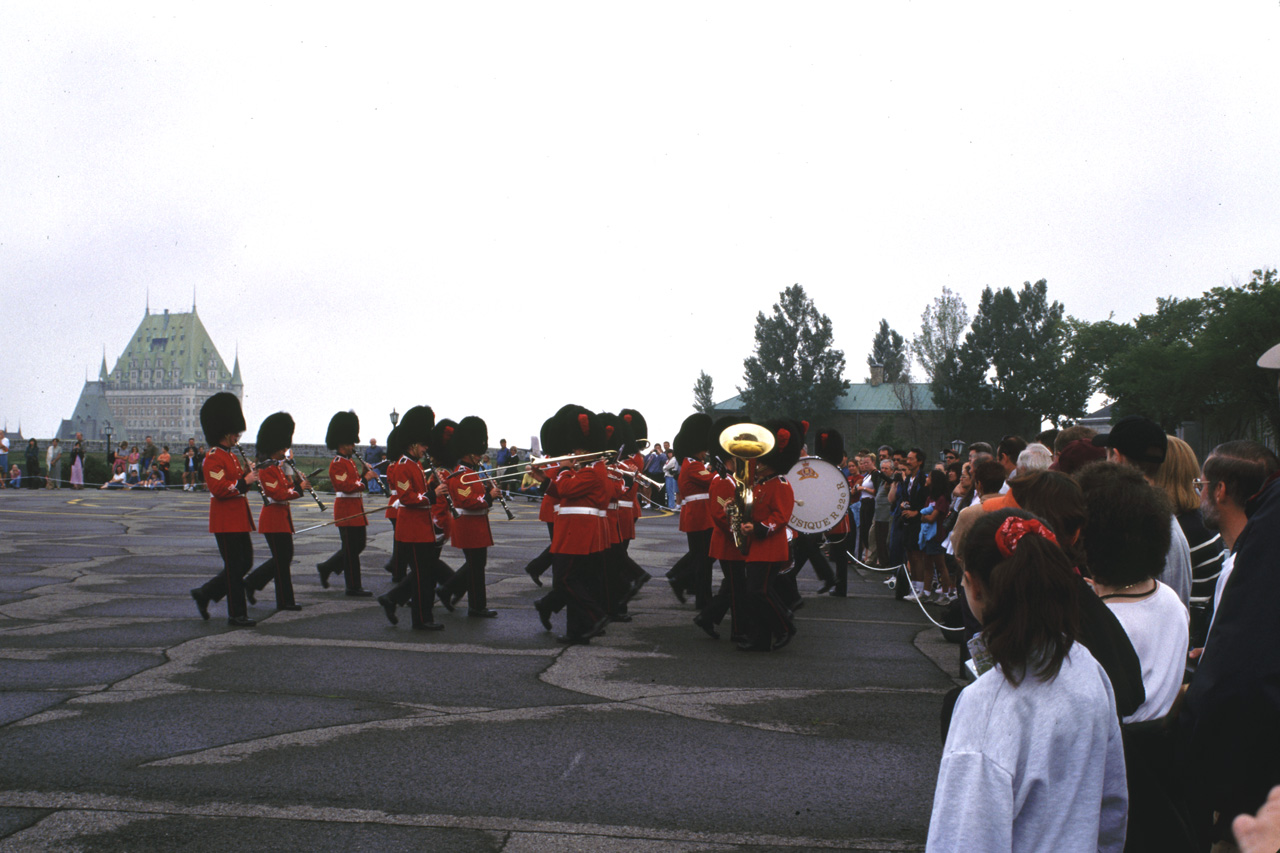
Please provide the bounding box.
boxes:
[0,490,957,851]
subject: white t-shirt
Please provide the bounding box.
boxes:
[1105,580,1189,723]
[1208,550,1237,639]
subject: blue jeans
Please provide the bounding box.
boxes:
[665,476,677,509]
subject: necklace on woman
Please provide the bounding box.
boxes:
[1099,579,1157,601]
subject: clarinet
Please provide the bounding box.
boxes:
[424,454,460,519]
[232,445,266,508]
[284,456,326,511]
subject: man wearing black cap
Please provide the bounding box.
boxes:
[1092,416,1192,606]
[243,413,308,612]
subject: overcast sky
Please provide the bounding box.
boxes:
[3,3,1278,447]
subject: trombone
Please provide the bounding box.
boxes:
[459,449,617,484]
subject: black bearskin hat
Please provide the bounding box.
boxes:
[385,425,405,462]
[457,416,489,458]
[673,413,714,461]
[552,404,602,453]
[429,418,461,469]
[398,405,436,449]
[597,412,633,456]
[619,408,648,454]
[325,410,360,450]
[200,392,247,447]
[255,412,295,459]
[539,416,562,458]
[760,418,804,474]
[813,427,844,467]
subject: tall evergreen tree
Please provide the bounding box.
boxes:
[913,287,970,387]
[934,279,1087,431]
[868,319,908,382]
[739,284,850,423]
[692,371,716,415]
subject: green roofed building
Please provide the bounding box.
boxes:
[58,301,242,444]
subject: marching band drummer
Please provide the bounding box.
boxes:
[243,412,307,612]
[190,392,260,627]
[529,405,610,645]
[316,410,377,596]
[738,419,801,651]
[672,413,717,609]
[437,416,501,618]
[694,416,752,642]
[814,427,851,597]
[377,406,448,630]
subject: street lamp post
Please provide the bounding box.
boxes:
[389,409,399,428]
[104,420,113,466]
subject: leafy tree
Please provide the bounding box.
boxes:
[868,319,908,382]
[935,279,1088,432]
[692,371,716,415]
[913,287,970,388]
[739,284,850,424]
[1091,270,1280,437]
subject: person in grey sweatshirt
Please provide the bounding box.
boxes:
[927,509,1127,853]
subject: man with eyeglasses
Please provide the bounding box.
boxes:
[1179,341,1280,849]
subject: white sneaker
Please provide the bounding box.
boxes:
[930,591,950,605]
[903,588,924,602]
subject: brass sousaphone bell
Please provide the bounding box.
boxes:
[718,423,775,554]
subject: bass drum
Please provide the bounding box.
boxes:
[786,456,851,534]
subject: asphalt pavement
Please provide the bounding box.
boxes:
[0,489,962,852]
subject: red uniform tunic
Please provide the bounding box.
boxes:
[538,463,561,523]
[329,454,367,527]
[613,456,639,541]
[745,475,795,563]
[257,460,300,534]
[204,446,254,533]
[627,451,645,523]
[390,455,437,544]
[547,463,610,555]
[678,457,715,532]
[447,464,494,549]
[708,474,747,562]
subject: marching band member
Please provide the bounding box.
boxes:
[521,416,561,587]
[598,413,632,621]
[814,427,852,597]
[382,425,406,583]
[695,416,751,641]
[672,413,716,609]
[530,405,609,644]
[243,412,307,611]
[616,408,653,603]
[437,416,500,618]
[316,410,377,596]
[739,419,800,651]
[378,407,448,630]
[190,392,259,627]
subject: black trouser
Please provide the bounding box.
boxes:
[541,551,605,638]
[744,561,793,650]
[387,540,436,626]
[775,545,801,610]
[604,543,631,616]
[385,519,405,581]
[318,526,367,592]
[701,559,745,636]
[685,529,713,609]
[859,498,874,558]
[525,522,554,581]
[202,532,253,619]
[443,547,488,611]
[791,532,835,584]
[244,531,296,608]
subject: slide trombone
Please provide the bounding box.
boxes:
[459,449,617,485]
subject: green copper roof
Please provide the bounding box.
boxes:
[713,381,939,413]
[106,307,240,389]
